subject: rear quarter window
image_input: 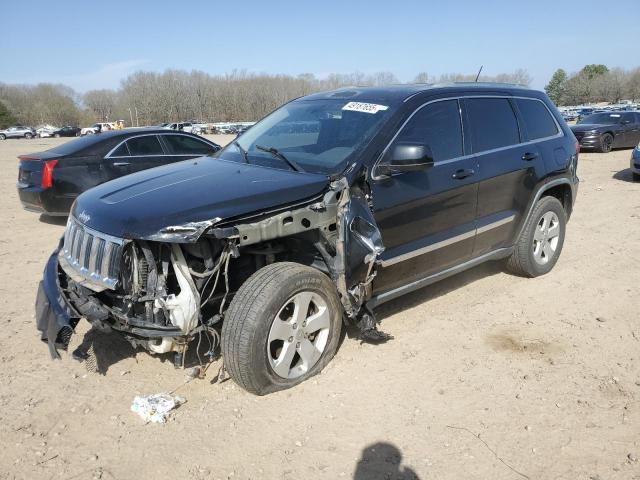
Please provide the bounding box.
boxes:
[465,98,520,153]
[515,99,559,140]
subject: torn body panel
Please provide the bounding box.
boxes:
[36,174,387,360]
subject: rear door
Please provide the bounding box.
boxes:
[105,134,167,178]
[370,98,478,295]
[466,96,552,256]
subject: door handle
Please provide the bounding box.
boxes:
[113,161,131,166]
[452,168,475,179]
[521,152,539,161]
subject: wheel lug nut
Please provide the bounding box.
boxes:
[288,336,293,342]
[292,323,297,329]
[296,342,300,348]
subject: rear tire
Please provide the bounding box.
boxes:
[506,196,566,277]
[222,262,342,395]
[0,134,5,140]
[597,133,613,153]
[54,133,60,138]
[633,172,640,182]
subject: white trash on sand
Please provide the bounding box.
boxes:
[131,393,185,423]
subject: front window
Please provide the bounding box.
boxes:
[225,99,395,175]
[578,113,621,125]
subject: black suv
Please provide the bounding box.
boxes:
[36,84,579,395]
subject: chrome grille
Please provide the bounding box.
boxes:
[59,217,126,291]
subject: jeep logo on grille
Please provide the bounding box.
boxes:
[78,210,91,224]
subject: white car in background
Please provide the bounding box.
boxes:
[36,125,59,138]
[81,123,115,136]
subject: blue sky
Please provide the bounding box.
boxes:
[1,0,637,92]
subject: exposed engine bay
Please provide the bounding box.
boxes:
[49,177,386,363]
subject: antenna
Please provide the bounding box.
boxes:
[475,65,483,82]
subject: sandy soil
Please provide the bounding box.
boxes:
[0,135,639,480]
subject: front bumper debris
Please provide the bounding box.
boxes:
[36,244,81,359]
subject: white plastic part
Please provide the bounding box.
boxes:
[149,244,201,354]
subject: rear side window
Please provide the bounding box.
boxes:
[163,135,215,155]
[393,99,463,162]
[126,136,163,156]
[465,98,520,153]
[515,99,558,140]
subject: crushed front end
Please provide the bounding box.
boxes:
[36,178,387,362]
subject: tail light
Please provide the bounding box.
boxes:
[41,159,58,189]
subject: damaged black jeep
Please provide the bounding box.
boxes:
[36,84,578,394]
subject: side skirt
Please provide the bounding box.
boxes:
[367,247,513,309]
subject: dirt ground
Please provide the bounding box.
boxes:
[0,135,639,480]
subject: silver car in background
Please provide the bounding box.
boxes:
[0,126,36,140]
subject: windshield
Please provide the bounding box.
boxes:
[578,113,621,125]
[219,99,394,175]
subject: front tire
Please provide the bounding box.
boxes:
[25,133,33,139]
[506,196,566,277]
[633,172,640,182]
[222,262,342,395]
[597,133,613,153]
[0,134,5,140]
[54,133,60,138]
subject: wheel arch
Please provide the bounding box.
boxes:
[515,179,574,242]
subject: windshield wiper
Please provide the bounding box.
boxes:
[233,141,249,163]
[255,144,305,172]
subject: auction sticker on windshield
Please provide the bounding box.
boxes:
[342,102,389,114]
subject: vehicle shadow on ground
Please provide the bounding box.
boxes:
[374,261,504,324]
[354,442,420,479]
[612,168,637,183]
[38,214,68,226]
[73,325,222,375]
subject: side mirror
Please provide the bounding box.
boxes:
[377,142,434,177]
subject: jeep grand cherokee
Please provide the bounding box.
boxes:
[36,83,579,395]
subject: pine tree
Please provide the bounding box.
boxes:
[545,69,568,105]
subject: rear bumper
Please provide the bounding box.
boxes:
[17,185,72,215]
[36,244,81,358]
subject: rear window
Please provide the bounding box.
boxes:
[465,98,520,153]
[163,135,215,155]
[515,99,558,140]
[126,136,163,155]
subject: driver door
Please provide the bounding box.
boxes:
[370,99,479,295]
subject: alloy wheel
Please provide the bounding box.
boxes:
[532,211,560,265]
[267,291,331,379]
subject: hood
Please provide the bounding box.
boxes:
[71,158,329,240]
[570,124,608,133]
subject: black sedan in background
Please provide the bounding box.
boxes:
[17,129,220,215]
[571,111,640,153]
[50,126,81,137]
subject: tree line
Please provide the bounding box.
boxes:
[1,65,635,128]
[0,68,532,128]
[545,64,640,106]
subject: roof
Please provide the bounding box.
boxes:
[302,82,534,105]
